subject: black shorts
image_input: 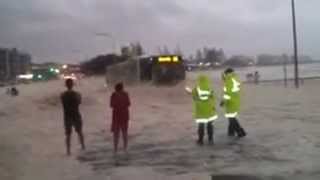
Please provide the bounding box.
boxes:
[64,118,83,136]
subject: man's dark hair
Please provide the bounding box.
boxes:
[224,68,234,74]
[65,79,74,90]
[115,83,123,92]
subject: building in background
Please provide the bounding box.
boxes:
[0,48,8,80]
[0,47,32,82]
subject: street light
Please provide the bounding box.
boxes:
[291,0,299,88]
[95,32,116,54]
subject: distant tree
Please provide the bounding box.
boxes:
[257,54,285,65]
[257,53,313,66]
[193,47,227,64]
[202,47,209,61]
[257,54,274,65]
[205,48,217,64]
[200,47,226,65]
[224,55,254,67]
[135,42,144,56]
[162,46,170,55]
[188,55,194,62]
[217,48,226,63]
[120,42,145,58]
[174,45,183,56]
[129,43,137,57]
[281,54,290,65]
[121,46,131,58]
[157,46,163,54]
[195,49,203,63]
[80,54,126,75]
[298,55,313,63]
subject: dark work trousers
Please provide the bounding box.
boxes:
[198,122,214,143]
[228,118,246,137]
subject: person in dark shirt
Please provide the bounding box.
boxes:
[61,79,85,156]
[110,83,131,156]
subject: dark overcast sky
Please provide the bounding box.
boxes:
[0,0,319,63]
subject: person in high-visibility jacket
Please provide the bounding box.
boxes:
[220,68,246,138]
[192,74,218,145]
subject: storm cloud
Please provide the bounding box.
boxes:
[0,0,319,62]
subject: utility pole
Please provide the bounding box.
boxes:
[291,0,299,88]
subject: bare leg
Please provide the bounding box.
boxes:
[77,132,86,150]
[122,129,128,152]
[113,131,120,156]
[66,135,71,156]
